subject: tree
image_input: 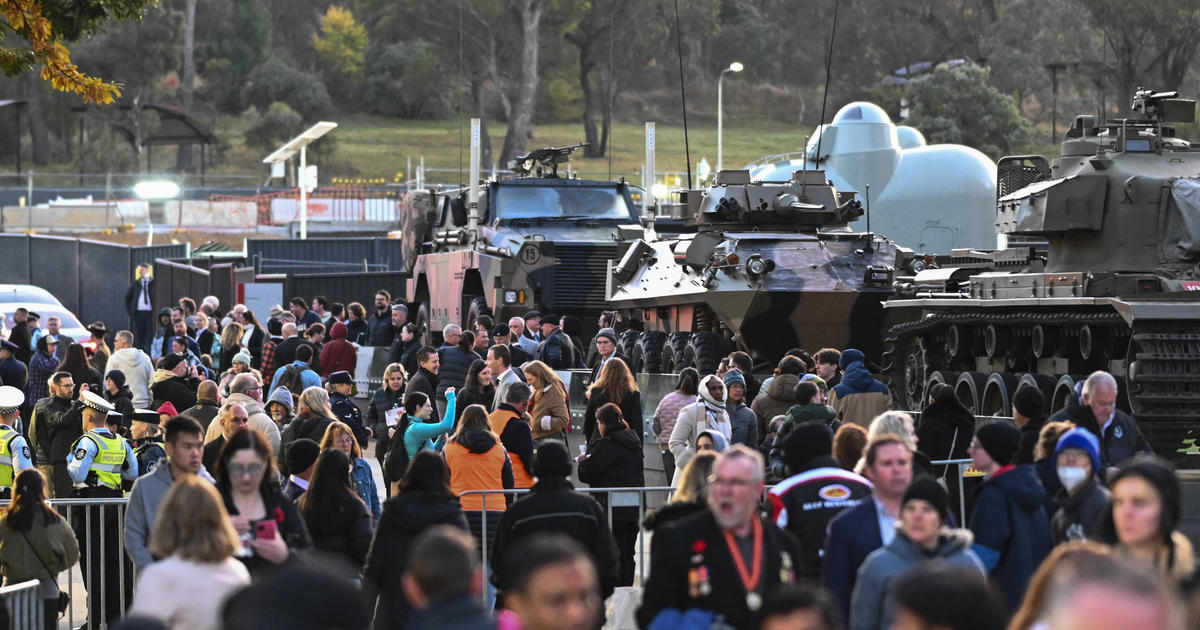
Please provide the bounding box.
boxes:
[498,0,548,165]
[0,0,155,103]
[312,6,367,84]
[195,0,271,113]
[904,63,1031,159]
[178,0,196,170]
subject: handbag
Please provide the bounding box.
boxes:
[19,530,69,616]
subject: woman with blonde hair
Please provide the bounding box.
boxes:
[321,421,381,521]
[642,451,716,533]
[277,386,336,476]
[856,411,931,476]
[583,357,643,444]
[219,322,245,372]
[523,360,570,443]
[130,475,250,630]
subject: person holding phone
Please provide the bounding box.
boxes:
[215,428,311,578]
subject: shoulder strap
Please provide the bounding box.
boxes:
[19,528,57,581]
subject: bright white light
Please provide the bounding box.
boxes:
[651,183,669,199]
[729,62,744,72]
[133,180,180,200]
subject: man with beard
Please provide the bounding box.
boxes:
[638,446,803,630]
[368,291,396,346]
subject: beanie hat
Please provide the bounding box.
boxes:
[800,373,828,392]
[106,369,126,389]
[268,385,295,413]
[595,329,618,345]
[159,353,186,371]
[1053,428,1101,474]
[532,441,572,478]
[839,348,865,370]
[902,476,949,523]
[779,423,834,473]
[156,401,179,417]
[233,351,252,366]
[722,369,746,388]
[285,439,321,474]
[975,422,1021,466]
[1013,385,1046,419]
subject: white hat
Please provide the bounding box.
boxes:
[79,390,115,413]
[0,386,23,414]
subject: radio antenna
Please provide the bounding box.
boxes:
[673,0,692,188]
[813,0,841,168]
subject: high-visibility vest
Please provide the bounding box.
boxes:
[0,426,18,487]
[73,430,126,489]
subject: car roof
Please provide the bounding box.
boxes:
[0,284,61,304]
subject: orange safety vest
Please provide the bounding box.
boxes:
[487,408,534,489]
[445,439,510,512]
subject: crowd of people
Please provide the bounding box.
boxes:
[0,271,1193,630]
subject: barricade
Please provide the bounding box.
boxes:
[1,579,42,630]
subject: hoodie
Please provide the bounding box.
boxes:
[363,490,469,630]
[106,346,154,408]
[917,395,974,473]
[319,321,357,378]
[850,528,984,630]
[750,373,800,439]
[150,369,198,412]
[828,357,891,427]
[969,465,1051,610]
[444,429,515,512]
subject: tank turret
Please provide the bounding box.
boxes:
[686,169,863,231]
[881,89,1200,466]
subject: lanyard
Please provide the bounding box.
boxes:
[721,517,763,596]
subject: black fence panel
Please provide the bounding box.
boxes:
[0,234,30,283]
[210,263,235,313]
[78,240,132,331]
[153,259,210,311]
[246,238,402,274]
[132,244,188,270]
[283,271,409,310]
[29,236,79,312]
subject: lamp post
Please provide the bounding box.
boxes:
[263,121,338,239]
[717,61,743,174]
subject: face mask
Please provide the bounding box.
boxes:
[1056,466,1089,492]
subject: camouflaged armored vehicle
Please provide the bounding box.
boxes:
[399,145,644,338]
[606,168,912,374]
[881,89,1200,460]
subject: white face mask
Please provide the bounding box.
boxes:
[1056,466,1089,492]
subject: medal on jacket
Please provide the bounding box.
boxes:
[722,518,764,612]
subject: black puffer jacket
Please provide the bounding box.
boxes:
[641,500,706,532]
[302,492,374,569]
[363,490,468,630]
[105,386,135,419]
[277,412,334,476]
[577,429,645,521]
[488,477,619,598]
[435,345,477,400]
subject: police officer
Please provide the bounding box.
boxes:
[328,371,369,446]
[130,409,166,476]
[0,386,33,499]
[68,390,137,629]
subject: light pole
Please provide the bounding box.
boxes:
[717,61,743,174]
[263,121,338,239]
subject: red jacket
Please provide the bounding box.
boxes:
[320,322,358,377]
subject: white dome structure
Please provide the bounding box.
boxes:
[750,101,998,253]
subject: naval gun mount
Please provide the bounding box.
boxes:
[607,168,913,374]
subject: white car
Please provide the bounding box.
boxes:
[0,284,91,342]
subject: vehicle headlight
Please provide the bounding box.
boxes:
[504,290,519,304]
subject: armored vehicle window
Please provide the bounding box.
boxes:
[495,185,633,220]
[1125,139,1151,152]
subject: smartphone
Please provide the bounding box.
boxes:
[254,519,277,541]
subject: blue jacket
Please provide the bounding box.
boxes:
[352,456,382,521]
[822,498,884,623]
[829,360,891,426]
[969,465,1051,610]
[404,392,457,458]
[269,361,322,396]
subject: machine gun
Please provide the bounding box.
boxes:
[1130,88,1196,123]
[509,143,589,178]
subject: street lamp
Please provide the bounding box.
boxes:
[263,121,338,239]
[717,61,743,174]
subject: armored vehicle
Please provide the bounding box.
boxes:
[399,145,644,339]
[881,89,1200,459]
[606,168,912,374]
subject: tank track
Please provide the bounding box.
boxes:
[882,308,1200,464]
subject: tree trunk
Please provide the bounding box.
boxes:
[578,52,601,157]
[25,73,49,167]
[177,0,197,171]
[471,78,494,167]
[500,0,545,165]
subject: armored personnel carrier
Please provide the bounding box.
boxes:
[399,145,644,339]
[881,89,1200,458]
[606,168,912,374]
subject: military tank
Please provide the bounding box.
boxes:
[881,89,1200,459]
[398,144,645,340]
[606,168,913,374]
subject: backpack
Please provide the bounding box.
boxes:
[279,364,305,398]
[383,420,411,483]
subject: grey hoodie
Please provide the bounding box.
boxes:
[124,463,217,570]
[850,528,984,630]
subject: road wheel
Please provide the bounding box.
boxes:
[414,301,434,347]
[634,331,667,373]
[619,330,639,361]
[684,331,725,375]
[662,332,689,374]
[465,297,491,329]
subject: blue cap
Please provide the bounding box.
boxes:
[1053,427,1101,474]
[839,348,865,369]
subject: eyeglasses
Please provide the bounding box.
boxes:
[228,463,266,478]
[246,386,262,392]
[708,475,756,490]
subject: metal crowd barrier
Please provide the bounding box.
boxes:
[1,580,42,630]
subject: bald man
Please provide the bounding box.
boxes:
[180,380,221,431]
